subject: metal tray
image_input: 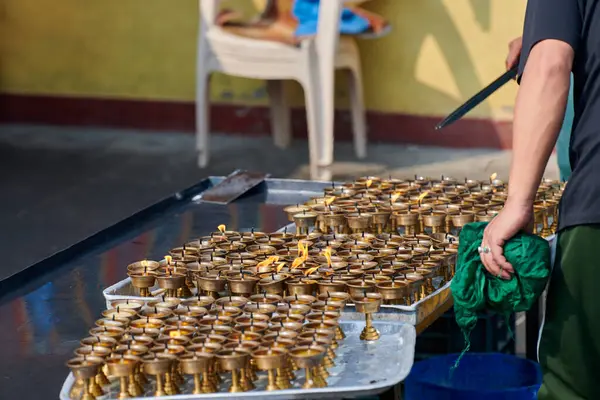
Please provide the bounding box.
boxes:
[59,320,416,400]
[103,212,455,333]
[103,276,451,329]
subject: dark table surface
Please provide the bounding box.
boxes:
[0,177,328,399]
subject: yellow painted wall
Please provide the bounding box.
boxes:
[0,0,525,119]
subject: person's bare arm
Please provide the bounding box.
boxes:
[481,39,573,278]
[507,40,573,206]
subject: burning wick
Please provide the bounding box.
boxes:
[276,262,285,273]
[323,246,333,268]
[417,191,430,207]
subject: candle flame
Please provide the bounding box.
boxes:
[302,245,308,261]
[217,224,226,234]
[323,247,332,267]
[324,196,336,206]
[297,241,305,258]
[164,255,172,265]
[141,260,148,267]
[169,331,182,338]
[276,262,286,273]
[291,257,304,270]
[490,172,498,181]
[366,179,373,188]
[391,192,402,203]
[257,256,279,268]
[304,266,320,276]
[417,191,430,205]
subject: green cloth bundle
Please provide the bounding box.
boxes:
[451,222,551,357]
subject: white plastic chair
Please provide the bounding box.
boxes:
[196,0,368,180]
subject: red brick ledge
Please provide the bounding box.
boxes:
[0,94,512,149]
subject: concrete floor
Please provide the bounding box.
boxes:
[1,123,558,356]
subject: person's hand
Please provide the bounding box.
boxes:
[506,36,523,70]
[480,199,534,279]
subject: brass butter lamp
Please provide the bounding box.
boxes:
[352,292,382,341]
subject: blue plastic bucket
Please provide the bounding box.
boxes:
[404,353,542,400]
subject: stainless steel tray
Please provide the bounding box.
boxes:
[103,276,449,328]
[59,320,416,400]
[102,217,455,328]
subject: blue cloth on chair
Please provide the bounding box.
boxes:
[293,0,371,37]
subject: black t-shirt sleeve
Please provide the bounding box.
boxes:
[517,0,581,81]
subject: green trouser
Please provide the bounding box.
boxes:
[538,225,600,399]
